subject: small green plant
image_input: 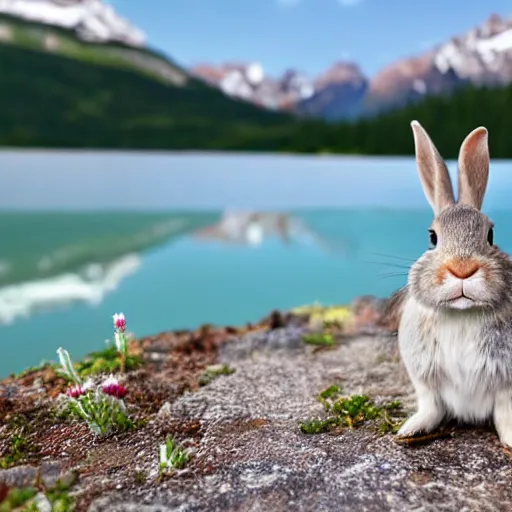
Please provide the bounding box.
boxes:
[330,394,382,427]
[302,332,335,347]
[0,479,76,512]
[73,313,142,378]
[198,364,236,386]
[44,480,75,511]
[299,385,404,435]
[57,348,133,436]
[74,345,143,378]
[0,426,39,469]
[0,486,37,512]
[159,437,190,474]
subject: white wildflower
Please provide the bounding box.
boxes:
[102,375,120,388]
[82,379,94,391]
[56,347,80,384]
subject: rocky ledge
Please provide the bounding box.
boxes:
[1,296,511,511]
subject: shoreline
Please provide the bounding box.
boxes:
[1,301,511,510]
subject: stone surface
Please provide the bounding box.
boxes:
[89,327,512,512]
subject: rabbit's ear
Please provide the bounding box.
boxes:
[457,127,489,210]
[411,120,455,214]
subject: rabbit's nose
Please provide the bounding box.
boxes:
[445,259,480,279]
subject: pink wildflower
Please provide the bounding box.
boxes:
[113,313,126,332]
[65,379,93,399]
[102,376,128,400]
[66,385,85,399]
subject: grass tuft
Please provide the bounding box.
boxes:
[198,364,236,387]
[299,385,405,435]
[159,437,190,475]
[302,332,335,347]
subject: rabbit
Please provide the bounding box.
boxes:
[396,120,512,447]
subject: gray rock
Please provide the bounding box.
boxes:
[0,465,39,488]
[0,461,75,491]
[89,327,512,512]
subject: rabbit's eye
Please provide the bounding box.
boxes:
[428,229,437,249]
[487,227,494,246]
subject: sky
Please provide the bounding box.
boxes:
[112,0,512,79]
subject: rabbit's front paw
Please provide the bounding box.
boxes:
[397,411,442,438]
[497,429,512,449]
[494,390,512,448]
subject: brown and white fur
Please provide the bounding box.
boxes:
[396,121,512,447]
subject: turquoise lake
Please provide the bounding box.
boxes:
[1,151,512,377]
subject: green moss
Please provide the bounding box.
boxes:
[302,333,335,347]
[0,423,39,469]
[299,417,340,435]
[74,345,143,378]
[300,385,404,435]
[317,384,343,409]
[319,384,342,400]
[331,395,382,427]
[198,364,236,387]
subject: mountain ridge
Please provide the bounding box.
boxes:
[0,0,145,46]
[0,11,188,86]
[2,36,512,160]
[0,3,511,158]
[192,13,512,120]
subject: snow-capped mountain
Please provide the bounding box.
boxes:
[363,13,512,116]
[434,13,512,86]
[0,0,189,86]
[362,50,464,117]
[191,61,369,117]
[191,62,315,110]
[193,14,512,120]
[0,0,145,46]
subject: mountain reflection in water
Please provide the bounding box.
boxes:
[193,211,355,255]
[0,210,351,325]
[0,211,218,324]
